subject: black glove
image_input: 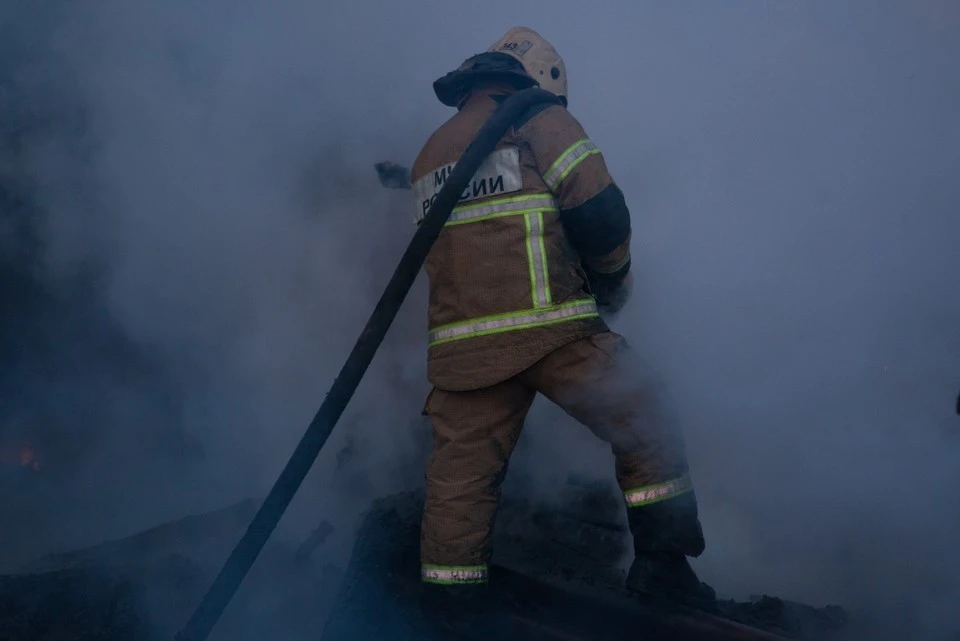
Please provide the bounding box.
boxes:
[374,162,411,190]
[589,271,632,313]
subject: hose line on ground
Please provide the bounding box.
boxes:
[174,87,563,641]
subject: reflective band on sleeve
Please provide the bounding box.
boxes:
[525,212,552,308]
[446,193,558,226]
[543,139,600,191]
[421,564,489,585]
[589,248,631,275]
[624,476,693,508]
[605,250,631,274]
[429,299,599,347]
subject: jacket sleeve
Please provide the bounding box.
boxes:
[520,105,632,281]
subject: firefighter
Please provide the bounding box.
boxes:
[410,26,715,628]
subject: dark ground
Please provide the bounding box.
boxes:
[1,478,850,641]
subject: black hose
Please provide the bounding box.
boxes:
[174,87,562,641]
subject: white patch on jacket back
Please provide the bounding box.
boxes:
[413,147,523,224]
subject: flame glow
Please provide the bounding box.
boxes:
[19,448,41,471]
[1,445,42,472]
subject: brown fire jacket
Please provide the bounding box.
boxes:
[410,85,632,391]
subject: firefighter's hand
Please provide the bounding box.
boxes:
[374,161,412,190]
[592,271,632,314]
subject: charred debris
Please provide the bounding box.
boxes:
[1,476,848,641]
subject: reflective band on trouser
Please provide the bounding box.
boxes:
[543,139,600,191]
[446,194,558,226]
[624,475,693,508]
[525,212,551,308]
[428,299,600,347]
[421,564,489,585]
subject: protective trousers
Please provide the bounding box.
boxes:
[419,331,706,587]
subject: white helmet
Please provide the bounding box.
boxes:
[486,26,568,104]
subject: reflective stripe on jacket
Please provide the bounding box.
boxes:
[410,85,631,391]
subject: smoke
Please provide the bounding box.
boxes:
[2,0,959,639]
[1,0,438,567]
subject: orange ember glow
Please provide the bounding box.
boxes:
[1,446,41,472]
[20,448,41,471]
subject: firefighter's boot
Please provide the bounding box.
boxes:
[625,490,719,613]
[627,551,718,613]
[417,583,514,639]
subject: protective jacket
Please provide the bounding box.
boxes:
[410,84,632,391]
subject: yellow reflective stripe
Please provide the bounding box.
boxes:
[421,564,488,585]
[524,214,537,305]
[543,139,600,190]
[446,193,558,226]
[428,300,599,347]
[536,214,551,304]
[624,476,693,508]
[524,212,551,308]
[452,192,554,213]
[606,250,631,274]
[590,249,632,275]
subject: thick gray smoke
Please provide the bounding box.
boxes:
[2,1,958,640]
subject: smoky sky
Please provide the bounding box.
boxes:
[3,1,959,639]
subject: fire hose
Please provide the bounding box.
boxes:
[174,87,563,641]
